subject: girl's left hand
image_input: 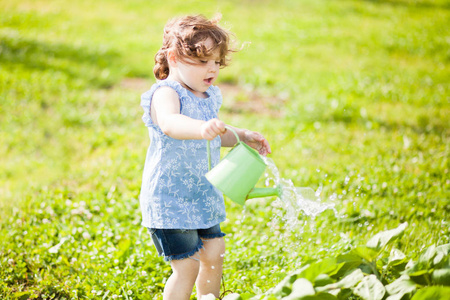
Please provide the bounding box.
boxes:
[244,131,272,156]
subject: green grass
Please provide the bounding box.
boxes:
[0,0,449,299]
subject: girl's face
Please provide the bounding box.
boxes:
[169,38,222,98]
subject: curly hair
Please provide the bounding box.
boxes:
[153,14,235,80]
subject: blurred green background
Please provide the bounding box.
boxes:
[0,0,449,299]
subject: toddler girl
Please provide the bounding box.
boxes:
[140,14,271,300]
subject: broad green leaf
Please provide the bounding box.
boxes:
[432,268,450,286]
[404,246,436,284]
[259,296,278,300]
[283,278,315,300]
[298,258,339,282]
[419,245,437,265]
[359,264,375,276]
[327,262,346,278]
[353,275,386,300]
[295,294,338,300]
[433,244,450,267]
[385,275,416,299]
[351,246,379,262]
[270,273,298,297]
[366,223,408,252]
[316,269,365,293]
[327,288,341,297]
[408,271,432,286]
[334,254,363,278]
[386,294,404,300]
[203,294,219,300]
[405,263,431,276]
[223,294,244,300]
[410,286,450,300]
[337,253,363,263]
[336,289,353,300]
[314,274,334,287]
[404,247,434,275]
[240,293,258,300]
[404,243,449,285]
[336,269,365,289]
[253,295,277,300]
[388,248,407,266]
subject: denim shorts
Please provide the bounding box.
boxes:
[148,224,225,261]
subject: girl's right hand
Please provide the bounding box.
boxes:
[201,119,226,140]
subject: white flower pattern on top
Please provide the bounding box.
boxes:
[139,80,225,229]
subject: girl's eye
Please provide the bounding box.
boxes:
[198,59,221,65]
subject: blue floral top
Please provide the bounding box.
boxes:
[139,80,225,229]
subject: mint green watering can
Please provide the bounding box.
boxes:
[206,126,281,206]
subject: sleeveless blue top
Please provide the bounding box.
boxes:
[139,80,225,229]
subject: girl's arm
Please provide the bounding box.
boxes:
[151,86,271,155]
[221,126,272,156]
[151,86,226,140]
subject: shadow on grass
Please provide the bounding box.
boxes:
[0,35,121,88]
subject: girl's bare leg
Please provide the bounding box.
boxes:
[196,237,225,299]
[164,257,199,300]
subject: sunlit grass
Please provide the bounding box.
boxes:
[0,0,449,298]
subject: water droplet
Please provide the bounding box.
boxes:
[261,157,336,230]
[344,176,350,185]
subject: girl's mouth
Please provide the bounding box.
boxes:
[204,77,214,85]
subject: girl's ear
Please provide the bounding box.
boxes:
[167,50,178,67]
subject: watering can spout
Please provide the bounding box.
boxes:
[246,186,282,200]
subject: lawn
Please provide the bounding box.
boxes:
[0,0,449,299]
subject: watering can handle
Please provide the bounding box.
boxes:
[207,126,240,171]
